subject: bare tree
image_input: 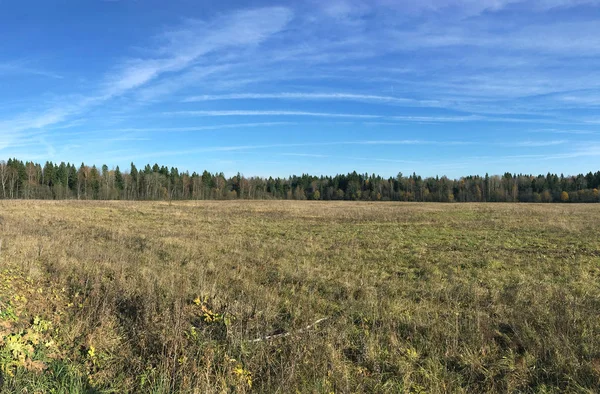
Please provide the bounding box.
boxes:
[8,167,17,198]
[0,160,7,199]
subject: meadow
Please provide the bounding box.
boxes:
[0,200,599,393]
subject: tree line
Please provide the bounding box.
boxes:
[0,158,599,203]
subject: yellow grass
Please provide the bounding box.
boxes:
[0,200,599,393]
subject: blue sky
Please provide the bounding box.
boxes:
[1,0,600,178]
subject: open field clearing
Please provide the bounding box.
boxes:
[0,200,599,393]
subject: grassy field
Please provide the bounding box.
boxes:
[0,200,599,393]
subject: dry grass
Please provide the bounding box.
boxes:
[0,200,599,393]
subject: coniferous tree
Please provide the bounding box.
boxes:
[0,157,598,203]
[115,166,124,191]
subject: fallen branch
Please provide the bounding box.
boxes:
[249,317,330,343]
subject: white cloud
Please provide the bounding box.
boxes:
[113,139,475,161]
[162,110,570,124]
[104,7,293,97]
[135,65,232,103]
[359,139,473,145]
[87,122,295,133]
[164,110,382,119]
[0,60,63,79]
[318,0,600,17]
[182,92,438,106]
[0,7,294,148]
[512,140,568,147]
[279,153,330,158]
[387,20,600,55]
[527,129,598,135]
[4,1,600,175]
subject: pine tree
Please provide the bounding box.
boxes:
[115,166,124,190]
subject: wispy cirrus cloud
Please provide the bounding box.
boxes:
[0,107,82,149]
[511,140,568,147]
[103,7,293,97]
[113,136,578,174]
[164,110,567,124]
[388,20,600,56]
[314,0,600,18]
[3,1,600,177]
[459,143,600,164]
[108,139,477,159]
[0,60,63,79]
[280,152,419,164]
[527,129,598,135]
[1,6,294,152]
[279,153,330,158]
[102,1,600,127]
[86,122,295,134]
[164,110,382,119]
[182,92,439,106]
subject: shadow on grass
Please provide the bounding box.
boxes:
[0,360,103,394]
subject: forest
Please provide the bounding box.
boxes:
[1,158,599,203]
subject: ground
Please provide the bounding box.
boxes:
[0,200,599,393]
